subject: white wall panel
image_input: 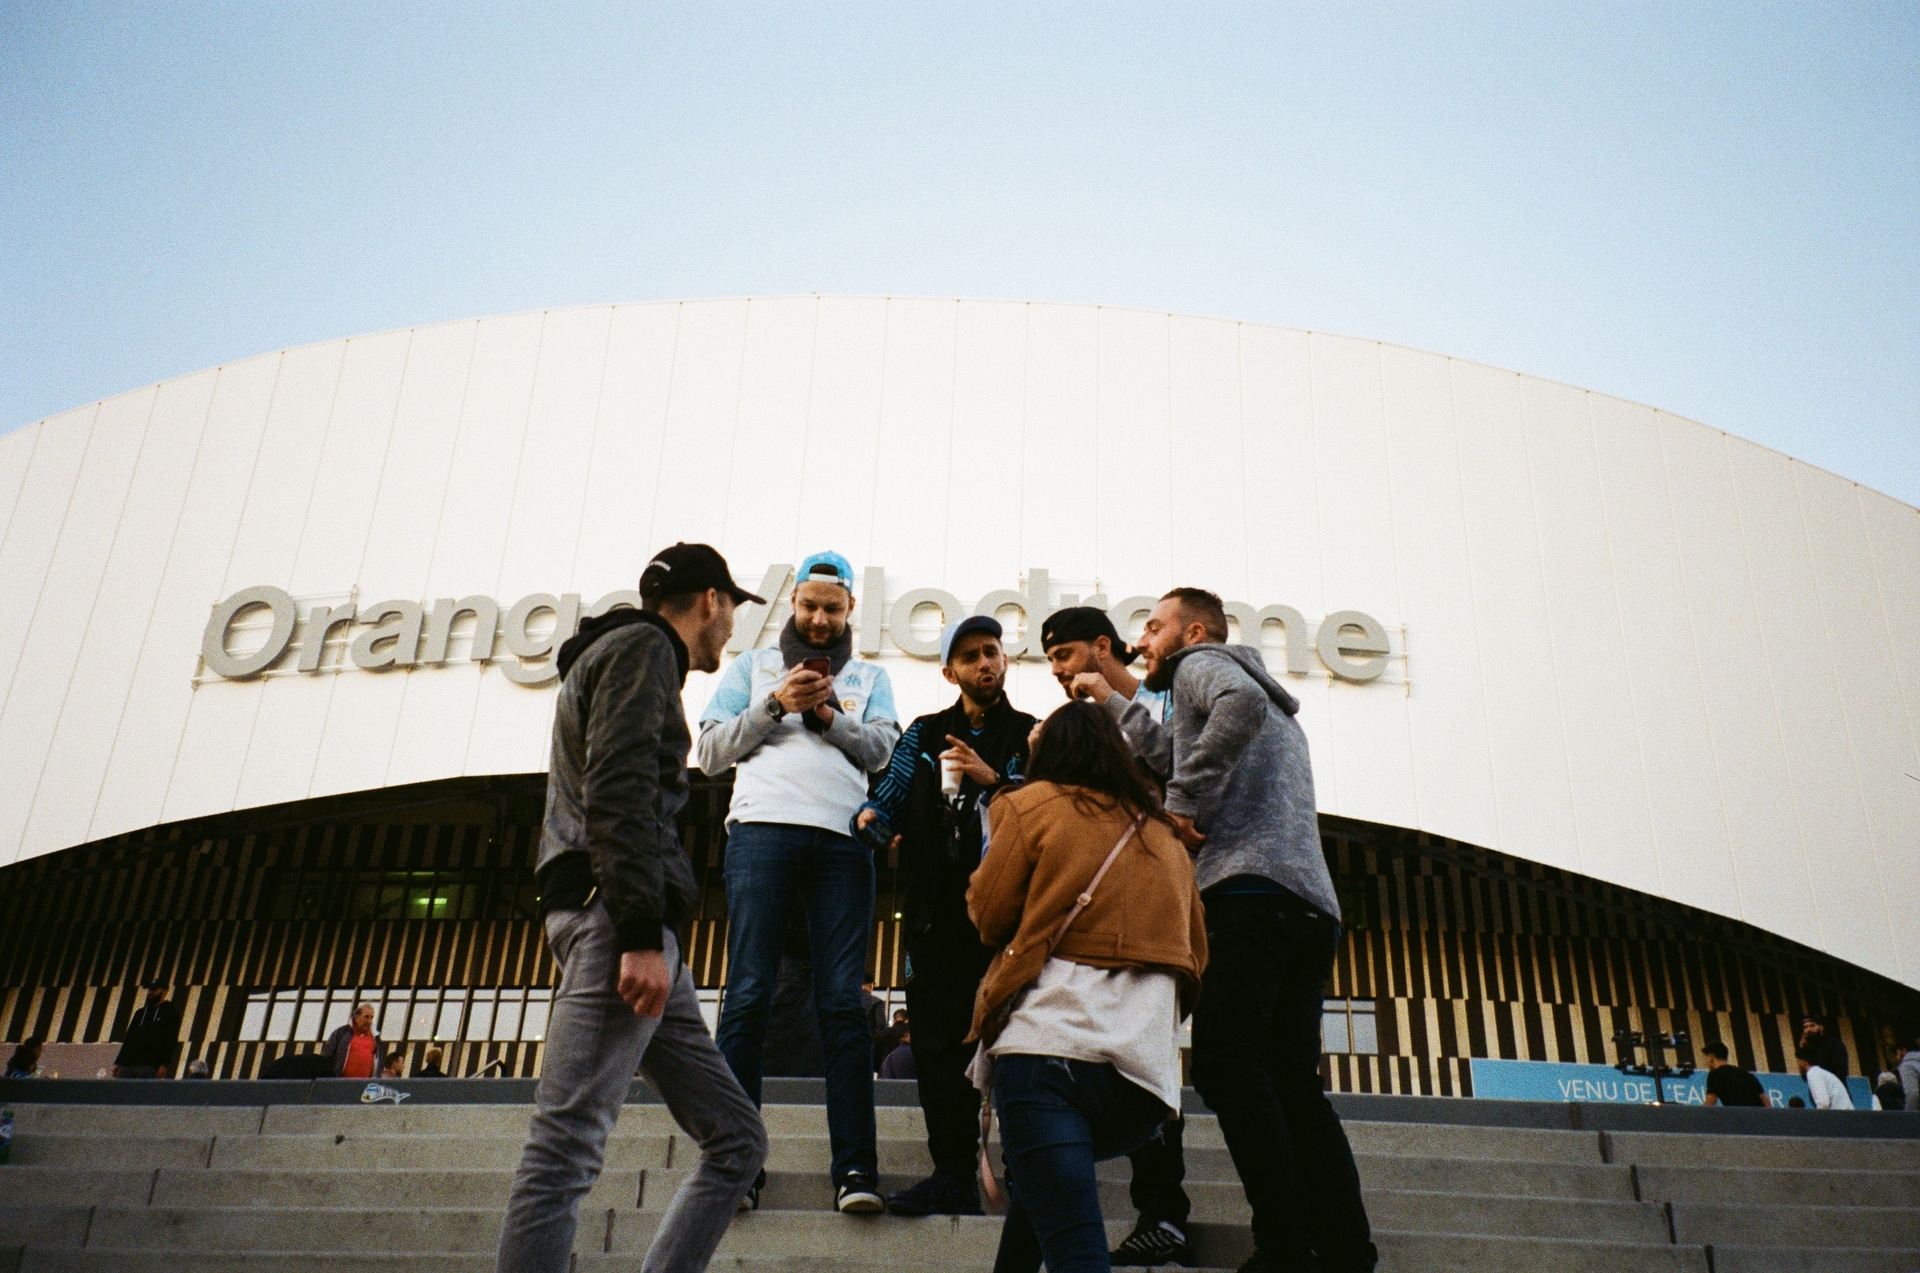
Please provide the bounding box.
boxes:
[650,300,748,550]
[0,390,154,863]
[868,299,958,594]
[1308,336,1416,831]
[946,301,1028,601]
[97,355,282,840]
[1794,465,1912,982]
[1520,380,1660,895]
[573,304,680,593]
[796,298,889,568]
[1590,396,1738,917]
[461,306,615,783]
[718,298,820,576]
[0,408,95,673]
[2,299,1916,987]
[25,370,216,857]
[1236,325,1335,803]
[1658,417,1809,941]
[1380,347,1497,850]
[1725,442,1880,970]
[1094,308,1171,601]
[0,428,38,545]
[1451,361,1578,872]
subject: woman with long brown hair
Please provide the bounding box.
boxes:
[966,700,1207,1273]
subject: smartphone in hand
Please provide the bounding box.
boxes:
[802,656,832,677]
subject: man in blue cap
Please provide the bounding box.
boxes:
[696,551,901,1213]
[857,612,1036,1216]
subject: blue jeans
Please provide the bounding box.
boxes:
[716,821,877,1184]
[991,1054,1170,1273]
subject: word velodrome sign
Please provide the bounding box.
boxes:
[198,564,1400,689]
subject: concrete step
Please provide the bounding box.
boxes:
[147,1167,633,1212]
[1705,1246,1920,1273]
[1670,1201,1920,1249]
[0,1170,153,1207]
[8,1137,210,1170]
[1636,1163,1920,1208]
[206,1133,673,1171]
[1608,1130,1920,1173]
[10,1107,261,1137]
[0,1207,90,1250]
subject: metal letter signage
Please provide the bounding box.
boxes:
[197,568,1403,688]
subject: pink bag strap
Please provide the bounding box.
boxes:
[978,813,1144,1211]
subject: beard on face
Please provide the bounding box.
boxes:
[1141,632,1187,692]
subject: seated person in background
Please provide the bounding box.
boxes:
[381,1053,406,1080]
[183,1058,212,1080]
[1899,1038,1920,1114]
[879,1029,917,1080]
[414,1046,448,1078]
[1700,1042,1768,1107]
[1873,1071,1904,1111]
[4,1036,42,1077]
[1796,1046,1854,1110]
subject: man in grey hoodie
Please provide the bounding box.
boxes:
[1094,587,1375,1273]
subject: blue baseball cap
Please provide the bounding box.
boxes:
[795,550,854,591]
[940,614,1003,665]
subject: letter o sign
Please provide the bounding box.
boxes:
[201,586,298,679]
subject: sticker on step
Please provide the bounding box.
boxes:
[360,1082,410,1105]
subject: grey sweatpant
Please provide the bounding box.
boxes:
[497,905,767,1273]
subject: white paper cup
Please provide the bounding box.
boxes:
[941,756,964,797]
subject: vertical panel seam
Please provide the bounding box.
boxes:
[562,307,619,589]
[1445,360,1500,854]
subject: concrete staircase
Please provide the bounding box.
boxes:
[3,1095,1919,1271]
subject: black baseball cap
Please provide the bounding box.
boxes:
[639,543,765,606]
[1039,606,1138,666]
[142,978,168,991]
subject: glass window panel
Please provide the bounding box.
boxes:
[377,885,406,919]
[435,990,467,1042]
[522,991,550,1042]
[1350,1012,1378,1056]
[494,991,523,1042]
[266,997,296,1041]
[1323,999,1345,1013]
[238,994,269,1042]
[321,1000,353,1038]
[409,994,439,1041]
[295,999,326,1041]
[1322,1011,1349,1054]
[1350,999,1375,1012]
[350,883,377,919]
[406,888,433,920]
[381,993,411,1039]
[466,990,496,1041]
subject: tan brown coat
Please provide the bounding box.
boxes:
[966,781,1208,1043]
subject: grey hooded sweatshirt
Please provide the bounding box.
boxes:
[1104,642,1339,918]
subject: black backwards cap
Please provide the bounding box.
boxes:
[639,543,765,606]
[1038,605,1138,666]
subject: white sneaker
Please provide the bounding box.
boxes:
[836,1172,885,1214]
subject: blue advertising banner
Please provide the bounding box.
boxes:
[1469,1058,1877,1109]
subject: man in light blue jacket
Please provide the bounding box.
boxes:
[695,551,900,1213]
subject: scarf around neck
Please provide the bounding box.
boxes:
[778,616,853,675]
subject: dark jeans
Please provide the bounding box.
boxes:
[905,931,993,1178]
[1191,891,1376,1272]
[991,1055,1170,1273]
[1123,1112,1189,1228]
[716,822,877,1185]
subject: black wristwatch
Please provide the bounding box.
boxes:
[764,693,785,721]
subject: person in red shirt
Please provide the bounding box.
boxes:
[323,1004,383,1079]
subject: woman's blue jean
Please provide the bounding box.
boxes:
[991,1054,1170,1273]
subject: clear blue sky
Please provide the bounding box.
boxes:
[4,4,1916,504]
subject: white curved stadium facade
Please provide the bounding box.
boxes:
[1,297,1916,990]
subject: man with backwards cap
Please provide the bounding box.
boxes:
[500,543,768,1273]
[857,612,1036,1217]
[696,551,902,1213]
[1041,606,1194,1267]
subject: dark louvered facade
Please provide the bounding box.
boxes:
[3,774,1915,1089]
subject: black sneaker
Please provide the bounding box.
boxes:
[886,1171,984,1216]
[836,1171,885,1214]
[1111,1219,1195,1267]
[736,1167,766,1212]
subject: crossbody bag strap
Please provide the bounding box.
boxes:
[978,812,1145,1211]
